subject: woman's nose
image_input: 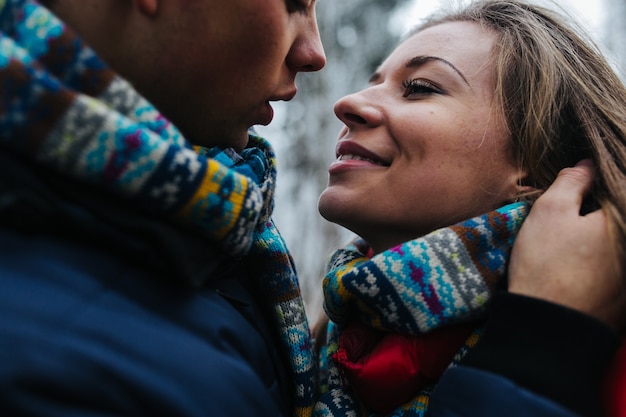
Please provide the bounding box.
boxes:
[333,90,384,128]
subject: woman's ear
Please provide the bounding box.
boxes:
[514,170,538,200]
[516,184,537,197]
[134,0,158,17]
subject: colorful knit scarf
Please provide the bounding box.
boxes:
[0,1,315,415]
[314,203,528,417]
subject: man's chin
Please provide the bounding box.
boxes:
[232,131,252,151]
[188,129,250,151]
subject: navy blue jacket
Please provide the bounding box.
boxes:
[0,152,291,416]
[429,293,620,417]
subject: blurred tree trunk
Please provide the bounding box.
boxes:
[258,0,409,320]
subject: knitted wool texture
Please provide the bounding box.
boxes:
[0,1,315,415]
[314,203,528,417]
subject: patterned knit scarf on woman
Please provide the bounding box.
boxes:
[314,202,528,417]
[0,1,315,415]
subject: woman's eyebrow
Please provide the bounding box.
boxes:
[368,55,470,86]
[405,55,470,86]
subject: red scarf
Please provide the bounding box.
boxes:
[334,319,475,414]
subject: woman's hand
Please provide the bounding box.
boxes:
[509,160,626,331]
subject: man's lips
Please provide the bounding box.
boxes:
[257,89,297,126]
[270,88,298,102]
[257,102,274,126]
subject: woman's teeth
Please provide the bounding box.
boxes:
[337,154,380,164]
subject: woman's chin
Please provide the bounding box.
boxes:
[317,190,350,224]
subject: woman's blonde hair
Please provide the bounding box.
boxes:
[413,0,626,271]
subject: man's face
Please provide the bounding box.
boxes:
[134,0,326,149]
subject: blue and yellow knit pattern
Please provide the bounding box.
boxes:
[315,203,528,416]
[0,1,315,415]
[0,1,267,254]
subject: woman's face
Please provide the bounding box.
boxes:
[318,21,524,253]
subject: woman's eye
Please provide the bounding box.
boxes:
[402,79,440,98]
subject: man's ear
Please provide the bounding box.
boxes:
[134,0,158,17]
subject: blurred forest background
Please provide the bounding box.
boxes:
[256,0,626,320]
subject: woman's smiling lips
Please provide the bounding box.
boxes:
[328,140,390,173]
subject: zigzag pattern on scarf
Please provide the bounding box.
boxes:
[251,221,317,416]
[323,203,528,333]
[0,1,316,415]
[0,0,267,256]
[315,203,528,416]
